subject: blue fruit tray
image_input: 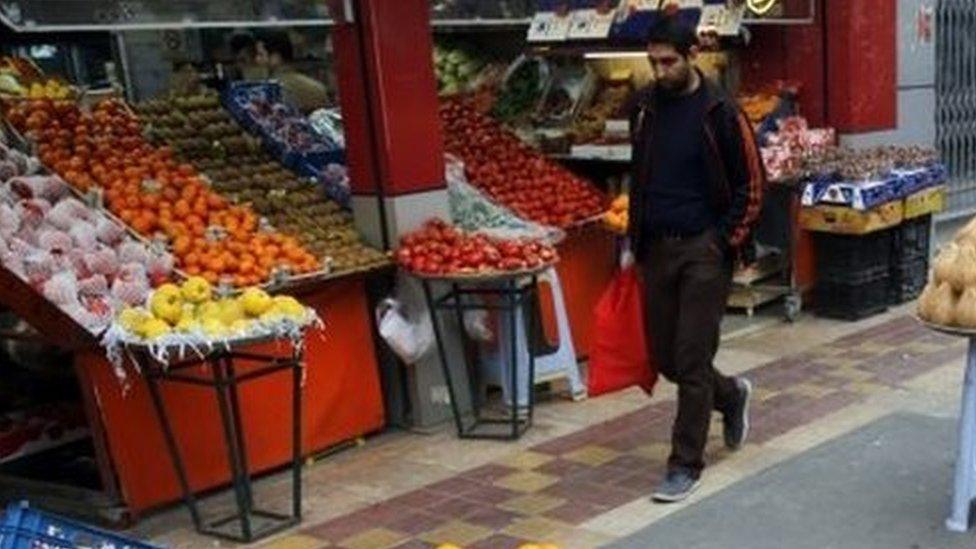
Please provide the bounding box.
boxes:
[0,501,163,549]
[222,81,341,175]
[802,163,948,211]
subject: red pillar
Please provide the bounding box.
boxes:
[330,0,447,247]
[824,0,897,132]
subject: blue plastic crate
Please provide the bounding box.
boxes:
[0,501,163,549]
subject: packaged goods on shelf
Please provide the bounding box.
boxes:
[568,76,633,147]
[534,59,592,129]
[491,54,551,124]
[134,93,386,273]
[308,108,346,149]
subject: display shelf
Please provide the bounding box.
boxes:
[0,426,90,466]
[431,18,532,31]
[0,0,332,32]
[0,265,99,352]
[727,285,791,317]
[548,152,630,164]
[733,253,786,286]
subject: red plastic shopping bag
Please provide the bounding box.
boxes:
[587,265,658,397]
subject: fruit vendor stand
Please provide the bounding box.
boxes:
[0,93,388,523]
[117,326,309,543]
[396,220,561,440]
[0,171,386,526]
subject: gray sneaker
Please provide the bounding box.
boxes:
[724,378,753,450]
[652,468,701,503]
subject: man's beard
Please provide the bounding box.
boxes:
[658,69,692,96]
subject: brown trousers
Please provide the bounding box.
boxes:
[642,231,739,476]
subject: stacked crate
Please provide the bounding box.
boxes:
[888,215,931,304]
[813,230,893,320]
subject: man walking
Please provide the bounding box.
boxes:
[627,17,765,503]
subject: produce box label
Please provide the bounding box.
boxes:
[698,3,744,36]
[904,185,946,220]
[568,9,615,40]
[528,12,572,43]
[800,201,904,235]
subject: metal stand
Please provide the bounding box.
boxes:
[133,340,304,543]
[420,274,539,440]
[730,180,805,321]
[948,337,976,532]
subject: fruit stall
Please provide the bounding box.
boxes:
[0,49,390,525]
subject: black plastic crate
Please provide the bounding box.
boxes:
[814,231,893,283]
[890,255,929,305]
[815,267,890,321]
[891,215,931,263]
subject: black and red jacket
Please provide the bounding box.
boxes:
[627,75,766,265]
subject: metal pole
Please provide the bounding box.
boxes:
[144,365,203,530]
[508,278,519,440]
[423,280,465,436]
[292,343,304,519]
[224,356,255,511]
[212,356,253,541]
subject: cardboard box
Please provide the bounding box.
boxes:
[904,185,946,220]
[800,200,904,235]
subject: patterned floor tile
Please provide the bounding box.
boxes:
[339,528,408,549]
[468,533,532,549]
[261,534,330,549]
[390,541,437,549]
[534,458,593,479]
[562,445,621,467]
[502,516,576,540]
[418,520,493,546]
[382,511,449,537]
[464,507,523,531]
[543,501,609,526]
[425,497,490,521]
[297,316,966,548]
[495,451,556,471]
[493,471,560,493]
[498,493,566,515]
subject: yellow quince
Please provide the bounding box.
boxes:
[150,283,184,325]
[239,287,273,317]
[180,276,212,304]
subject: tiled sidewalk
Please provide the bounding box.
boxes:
[276,316,963,549]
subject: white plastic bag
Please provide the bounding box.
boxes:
[463,309,493,343]
[375,298,434,365]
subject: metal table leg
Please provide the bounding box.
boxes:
[422,276,537,440]
[211,355,254,541]
[948,337,976,532]
[139,344,305,543]
[423,279,466,437]
[144,368,203,532]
